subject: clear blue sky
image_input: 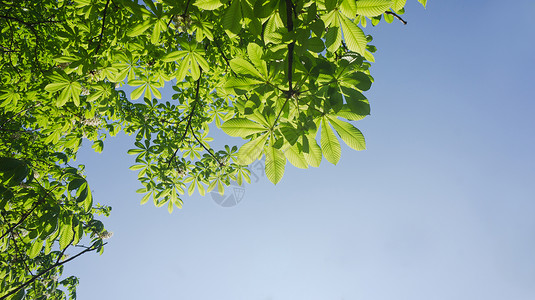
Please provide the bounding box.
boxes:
[69,1,535,299]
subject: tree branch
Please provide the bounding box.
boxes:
[285,0,295,94]
[0,241,106,300]
[385,11,407,25]
[0,185,53,241]
[167,73,202,168]
[188,124,221,166]
[94,0,111,56]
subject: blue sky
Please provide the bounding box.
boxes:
[68,1,535,299]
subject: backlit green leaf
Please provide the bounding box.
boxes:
[265,145,286,184]
[320,117,342,165]
[355,0,393,17]
[221,118,267,137]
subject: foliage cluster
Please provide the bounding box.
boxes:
[0,0,425,298]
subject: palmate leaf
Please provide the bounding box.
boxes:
[221,118,267,137]
[264,145,286,184]
[355,0,393,17]
[130,84,147,100]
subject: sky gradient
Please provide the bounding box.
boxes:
[68,1,535,299]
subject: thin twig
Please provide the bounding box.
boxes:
[188,124,221,166]
[0,185,53,241]
[167,73,202,168]
[385,11,407,25]
[0,242,106,300]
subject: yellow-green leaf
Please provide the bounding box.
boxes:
[238,134,269,165]
[265,145,286,184]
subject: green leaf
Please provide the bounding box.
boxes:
[223,0,242,37]
[194,0,224,10]
[223,77,263,90]
[264,145,286,184]
[45,82,69,93]
[340,0,358,18]
[392,0,407,11]
[247,43,268,77]
[237,134,269,165]
[320,117,342,165]
[325,26,342,52]
[92,140,104,153]
[167,196,174,213]
[355,0,393,17]
[328,116,366,150]
[140,192,152,205]
[176,56,191,82]
[9,288,25,300]
[284,145,308,169]
[418,0,427,8]
[130,84,147,100]
[59,224,74,250]
[303,136,322,167]
[127,20,153,37]
[0,157,28,186]
[325,0,338,11]
[28,239,43,259]
[129,164,145,170]
[229,58,264,79]
[162,51,188,62]
[221,118,267,137]
[81,184,93,212]
[68,177,85,191]
[339,15,367,55]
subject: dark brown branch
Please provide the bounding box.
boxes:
[285,0,295,93]
[188,124,221,166]
[0,185,52,241]
[12,235,34,276]
[167,72,202,168]
[94,0,111,56]
[385,11,407,25]
[0,242,106,300]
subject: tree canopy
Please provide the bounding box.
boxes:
[0,0,426,298]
